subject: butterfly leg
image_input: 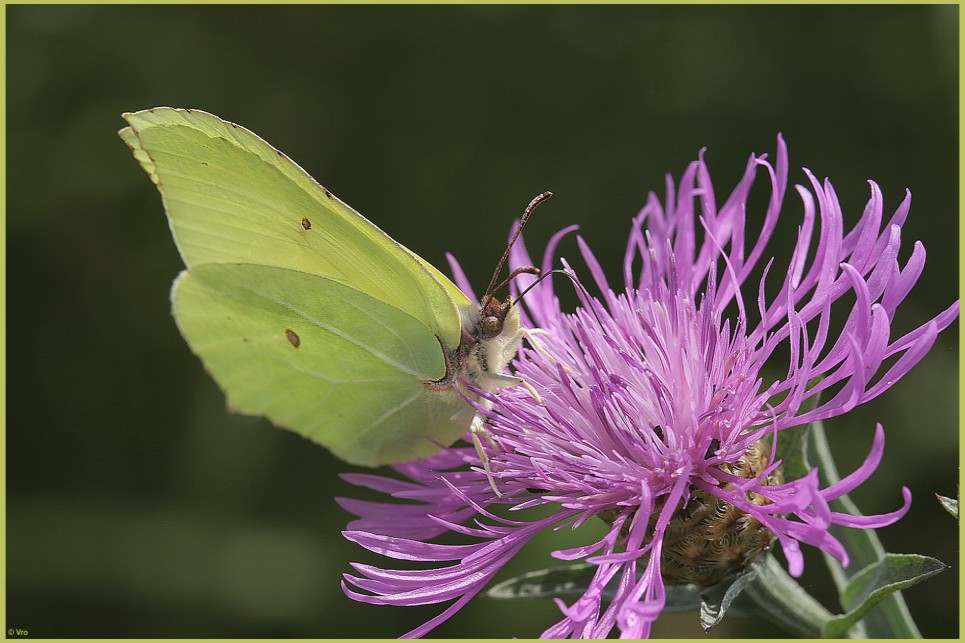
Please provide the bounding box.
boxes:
[484,370,542,404]
[524,328,575,375]
[470,410,504,498]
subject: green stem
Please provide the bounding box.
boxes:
[744,554,834,637]
[809,422,922,638]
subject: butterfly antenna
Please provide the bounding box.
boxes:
[512,268,608,329]
[511,268,573,306]
[484,191,553,297]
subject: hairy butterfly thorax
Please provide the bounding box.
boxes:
[457,286,529,391]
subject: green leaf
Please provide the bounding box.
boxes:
[486,563,596,599]
[742,552,834,637]
[821,554,948,638]
[698,570,756,631]
[935,493,959,520]
[663,584,705,613]
[486,564,720,615]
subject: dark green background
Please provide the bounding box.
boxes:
[7,4,958,638]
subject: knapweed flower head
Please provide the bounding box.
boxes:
[339,136,958,638]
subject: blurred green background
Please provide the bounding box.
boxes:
[6,4,958,638]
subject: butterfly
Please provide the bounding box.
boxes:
[120,107,548,467]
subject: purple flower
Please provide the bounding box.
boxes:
[339,136,959,638]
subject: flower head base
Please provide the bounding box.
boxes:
[656,438,783,587]
[340,136,958,638]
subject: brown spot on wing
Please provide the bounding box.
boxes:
[301,217,312,230]
[285,328,301,348]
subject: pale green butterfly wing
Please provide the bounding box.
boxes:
[119,107,470,348]
[173,262,467,466]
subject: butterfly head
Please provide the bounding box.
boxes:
[478,294,505,339]
[478,293,517,340]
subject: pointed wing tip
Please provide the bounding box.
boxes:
[121,107,203,130]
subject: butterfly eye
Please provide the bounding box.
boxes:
[481,316,501,338]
